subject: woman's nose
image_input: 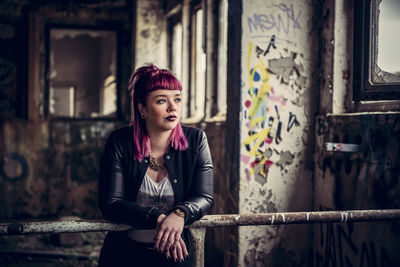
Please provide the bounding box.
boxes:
[168,101,177,112]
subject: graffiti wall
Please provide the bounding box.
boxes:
[314,114,400,266]
[239,1,315,265]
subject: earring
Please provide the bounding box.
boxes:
[141,113,146,119]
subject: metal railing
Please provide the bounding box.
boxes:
[1,209,400,266]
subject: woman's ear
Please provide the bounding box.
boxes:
[137,103,145,116]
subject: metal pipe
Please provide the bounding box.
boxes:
[189,228,206,267]
[1,209,400,236]
[189,209,400,228]
[0,249,94,260]
[1,220,130,236]
[1,209,400,267]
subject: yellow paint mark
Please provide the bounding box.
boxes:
[249,116,265,128]
[244,42,275,178]
[243,127,270,156]
[247,42,254,98]
[247,58,271,120]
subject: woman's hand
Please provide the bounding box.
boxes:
[164,236,188,262]
[154,212,185,253]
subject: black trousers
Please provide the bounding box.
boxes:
[98,231,193,267]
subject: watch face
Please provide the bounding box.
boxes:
[175,209,185,217]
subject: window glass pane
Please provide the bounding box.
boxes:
[194,8,206,117]
[49,29,117,118]
[171,22,183,80]
[217,0,228,115]
[373,0,400,83]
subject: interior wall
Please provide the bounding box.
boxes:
[238,0,317,265]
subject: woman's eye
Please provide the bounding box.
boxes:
[175,98,182,103]
[156,99,166,104]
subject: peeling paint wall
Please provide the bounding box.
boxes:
[239,1,315,265]
[314,114,400,266]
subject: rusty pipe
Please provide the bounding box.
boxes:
[1,209,400,236]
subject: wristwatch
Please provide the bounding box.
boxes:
[174,208,185,218]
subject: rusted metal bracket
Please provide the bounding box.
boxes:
[325,142,361,152]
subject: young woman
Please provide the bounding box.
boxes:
[98,64,214,266]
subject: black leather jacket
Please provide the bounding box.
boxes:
[98,125,214,228]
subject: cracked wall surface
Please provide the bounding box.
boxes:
[239,1,316,266]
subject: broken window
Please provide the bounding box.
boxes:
[166,0,227,122]
[353,0,400,101]
[48,28,118,118]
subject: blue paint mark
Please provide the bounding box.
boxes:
[275,105,280,120]
[250,68,261,82]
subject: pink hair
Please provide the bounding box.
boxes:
[128,64,188,161]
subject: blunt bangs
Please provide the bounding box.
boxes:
[148,72,182,92]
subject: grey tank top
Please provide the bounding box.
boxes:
[127,173,175,243]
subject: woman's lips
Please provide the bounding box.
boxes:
[166,115,177,121]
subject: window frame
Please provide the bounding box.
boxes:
[45,24,123,120]
[353,0,400,101]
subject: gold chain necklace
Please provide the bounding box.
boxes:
[149,155,166,171]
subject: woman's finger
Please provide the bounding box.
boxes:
[171,245,178,262]
[158,231,171,252]
[164,231,177,252]
[175,240,184,262]
[164,249,171,260]
[179,237,189,258]
[154,228,164,250]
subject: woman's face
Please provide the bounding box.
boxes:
[139,89,182,133]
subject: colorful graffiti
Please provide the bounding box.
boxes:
[242,42,302,181]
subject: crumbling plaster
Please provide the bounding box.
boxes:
[239,0,316,265]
